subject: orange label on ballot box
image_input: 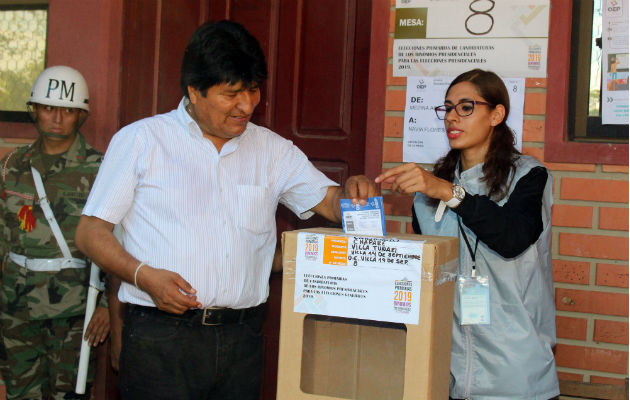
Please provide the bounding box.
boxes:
[323,236,348,266]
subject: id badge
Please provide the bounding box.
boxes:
[457,275,490,325]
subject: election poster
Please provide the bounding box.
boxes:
[393,0,550,78]
[601,0,629,124]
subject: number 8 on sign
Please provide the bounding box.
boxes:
[465,0,495,36]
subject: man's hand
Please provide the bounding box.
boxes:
[84,305,110,347]
[311,175,379,222]
[135,265,201,314]
[343,175,377,205]
[76,216,202,315]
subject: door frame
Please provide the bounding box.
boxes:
[364,0,389,179]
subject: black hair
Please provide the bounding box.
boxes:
[180,20,268,98]
[432,69,520,201]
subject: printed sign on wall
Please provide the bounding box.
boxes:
[602,0,629,124]
[393,0,550,77]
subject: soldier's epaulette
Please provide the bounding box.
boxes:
[1,142,35,182]
[1,148,19,184]
[1,146,36,200]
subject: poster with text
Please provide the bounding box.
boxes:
[403,76,524,164]
[294,232,424,325]
[602,0,629,124]
[393,0,549,77]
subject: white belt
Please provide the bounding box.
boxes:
[9,252,86,272]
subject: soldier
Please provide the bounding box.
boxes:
[0,66,110,399]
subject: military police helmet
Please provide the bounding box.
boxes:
[28,65,90,112]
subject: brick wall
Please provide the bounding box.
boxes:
[382,1,628,391]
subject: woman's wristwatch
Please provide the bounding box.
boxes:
[445,184,466,208]
[434,184,465,222]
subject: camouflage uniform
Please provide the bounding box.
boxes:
[0,133,104,400]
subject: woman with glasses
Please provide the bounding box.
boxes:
[376,69,559,400]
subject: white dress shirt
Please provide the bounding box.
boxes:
[83,98,336,308]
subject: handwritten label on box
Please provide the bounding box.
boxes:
[294,232,424,324]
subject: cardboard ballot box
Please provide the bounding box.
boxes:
[277,228,458,400]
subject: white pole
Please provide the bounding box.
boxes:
[75,262,102,394]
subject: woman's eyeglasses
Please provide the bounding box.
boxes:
[434,100,493,120]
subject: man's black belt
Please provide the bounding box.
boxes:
[128,303,265,326]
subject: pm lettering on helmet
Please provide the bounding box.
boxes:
[46,79,75,102]
[29,66,89,112]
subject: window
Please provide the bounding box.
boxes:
[0,3,48,122]
[545,0,628,164]
[568,0,627,141]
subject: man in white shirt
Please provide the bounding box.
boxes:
[75,20,376,399]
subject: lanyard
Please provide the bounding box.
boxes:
[457,218,479,278]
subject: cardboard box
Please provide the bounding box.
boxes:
[277,228,458,400]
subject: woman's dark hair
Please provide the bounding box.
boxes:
[180,20,268,98]
[432,69,519,201]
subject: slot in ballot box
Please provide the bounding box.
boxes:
[277,228,458,400]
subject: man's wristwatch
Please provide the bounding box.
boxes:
[445,184,465,208]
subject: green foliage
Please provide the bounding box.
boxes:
[0,62,43,111]
[0,9,47,112]
[589,88,601,116]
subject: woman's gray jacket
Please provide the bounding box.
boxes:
[413,155,559,400]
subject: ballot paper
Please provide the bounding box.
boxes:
[340,196,386,236]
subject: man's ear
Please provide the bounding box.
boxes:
[188,86,199,104]
[490,104,506,127]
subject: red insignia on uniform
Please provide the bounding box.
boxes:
[17,205,35,232]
